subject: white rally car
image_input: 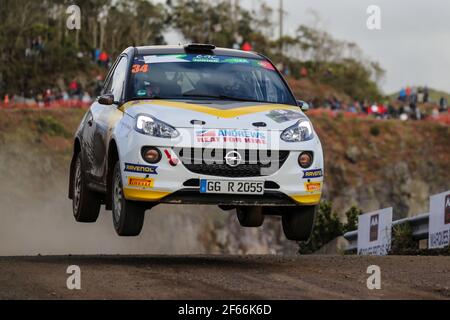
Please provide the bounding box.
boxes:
[69,44,324,241]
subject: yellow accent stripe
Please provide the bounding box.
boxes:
[120,100,299,118]
[290,193,322,205]
[124,187,320,205]
[123,188,170,202]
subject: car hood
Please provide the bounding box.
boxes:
[121,99,308,130]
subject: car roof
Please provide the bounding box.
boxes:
[132,45,265,60]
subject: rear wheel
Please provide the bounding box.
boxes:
[72,153,101,222]
[282,205,317,241]
[112,162,145,236]
[236,206,265,227]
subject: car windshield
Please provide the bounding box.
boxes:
[126,53,296,105]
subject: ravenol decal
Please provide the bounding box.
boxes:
[303,169,323,179]
[304,182,321,192]
[195,129,267,144]
[124,163,158,174]
[128,177,154,188]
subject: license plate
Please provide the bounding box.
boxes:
[200,179,264,195]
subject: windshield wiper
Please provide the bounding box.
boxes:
[182,93,264,103]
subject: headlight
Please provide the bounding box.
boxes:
[135,114,179,138]
[280,120,314,142]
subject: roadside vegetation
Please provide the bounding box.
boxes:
[298,202,360,254]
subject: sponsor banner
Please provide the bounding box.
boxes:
[357,208,392,256]
[140,54,276,71]
[128,177,154,188]
[428,190,450,249]
[124,163,158,174]
[195,129,267,145]
[304,182,321,192]
[303,169,323,179]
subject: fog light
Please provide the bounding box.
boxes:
[142,147,161,164]
[298,152,313,168]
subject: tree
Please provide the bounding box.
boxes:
[0,0,167,97]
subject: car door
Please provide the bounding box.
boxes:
[86,55,128,186]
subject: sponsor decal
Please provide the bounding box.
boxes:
[163,149,179,166]
[370,214,379,242]
[257,60,276,71]
[266,109,304,123]
[445,195,450,225]
[136,89,147,96]
[131,64,149,73]
[143,54,189,64]
[128,177,154,188]
[124,163,158,174]
[223,57,250,64]
[192,55,220,63]
[304,182,321,192]
[195,129,267,144]
[303,169,323,178]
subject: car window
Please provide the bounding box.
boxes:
[126,54,296,105]
[106,56,128,101]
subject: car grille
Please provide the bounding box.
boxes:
[174,148,290,177]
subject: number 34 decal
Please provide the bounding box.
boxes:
[131,64,149,73]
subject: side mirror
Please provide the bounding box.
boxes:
[297,100,310,112]
[98,93,115,105]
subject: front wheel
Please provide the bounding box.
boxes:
[111,162,146,236]
[282,205,317,241]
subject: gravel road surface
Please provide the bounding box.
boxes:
[0,255,449,299]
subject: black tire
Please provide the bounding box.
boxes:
[236,206,265,227]
[111,162,145,236]
[72,153,101,222]
[282,205,317,241]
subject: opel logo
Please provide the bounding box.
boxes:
[224,151,242,167]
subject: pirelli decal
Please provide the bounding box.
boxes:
[128,177,154,188]
[124,163,158,174]
[304,182,321,192]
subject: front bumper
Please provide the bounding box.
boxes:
[116,130,323,206]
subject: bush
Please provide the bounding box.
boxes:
[389,222,419,254]
[298,202,361,254]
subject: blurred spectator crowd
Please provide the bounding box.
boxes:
[308,86,449,124]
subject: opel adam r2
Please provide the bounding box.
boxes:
[68,44,324,241]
